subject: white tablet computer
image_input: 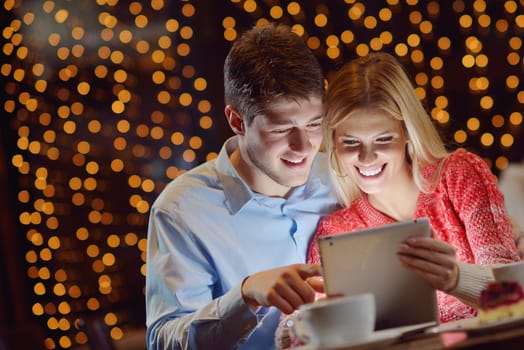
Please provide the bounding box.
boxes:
[318,217,439,330]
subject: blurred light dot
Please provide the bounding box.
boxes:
[454,130,468,143]
[87,298,100,311]
[509,112,522,125]
[480,96,494,110]
[491,114,504,128]
[495,156,509,170]
[270,6,283,19]
[500,133,514,148]
[467,117,480,131]
[480,133,494,147]
[102,253,116,266]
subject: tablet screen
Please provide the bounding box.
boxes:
[318,218,439,330]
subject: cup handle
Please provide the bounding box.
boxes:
[289,313,311,345]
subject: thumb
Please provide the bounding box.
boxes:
[306,277,325,293]
[297,263,322,279]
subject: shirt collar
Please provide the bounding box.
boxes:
[216,136,329,214]
[216,136,256,215]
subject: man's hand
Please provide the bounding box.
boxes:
[241,264,323,314]
[397,236,459,293]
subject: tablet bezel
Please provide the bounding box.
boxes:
[318,217,439,330]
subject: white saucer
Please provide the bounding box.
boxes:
[293,322,436,350]
[293,327,402,350]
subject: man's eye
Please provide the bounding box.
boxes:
[308,122,322,128]
[272,129,290,134]
[341,139,359,146]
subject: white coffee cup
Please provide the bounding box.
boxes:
[291,293,375,348]
[492,261,524,286]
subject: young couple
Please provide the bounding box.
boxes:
[145,23,522,349]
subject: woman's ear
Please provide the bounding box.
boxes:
[225,105,244,135]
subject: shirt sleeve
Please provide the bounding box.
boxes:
[443,151,520,264]
[145,206,265,350]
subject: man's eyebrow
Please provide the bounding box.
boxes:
[308,115,324,122]
[266,116,323,127]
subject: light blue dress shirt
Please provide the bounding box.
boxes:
[146,136,338,349]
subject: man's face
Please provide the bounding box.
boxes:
[238,96,324,197]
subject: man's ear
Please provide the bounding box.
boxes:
[225,105,245,135]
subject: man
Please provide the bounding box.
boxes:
[145,23,339,349]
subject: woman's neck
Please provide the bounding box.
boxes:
[367,175,420,222]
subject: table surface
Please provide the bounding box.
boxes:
[388,325,524,350]
[292,316,524,350]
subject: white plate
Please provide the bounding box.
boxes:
[293,322,435,350]
[428,314,524,335]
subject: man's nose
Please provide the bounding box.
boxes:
[289,129,312,152]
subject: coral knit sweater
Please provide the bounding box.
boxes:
[308,150,520,323]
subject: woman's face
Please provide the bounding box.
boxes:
[334,108,410,195]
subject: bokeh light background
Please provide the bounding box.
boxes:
[1,0,523,349]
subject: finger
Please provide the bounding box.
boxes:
[404,237,456,255]
[405,264,446,288]
[296,264,322,279]
[274,282,309,309]
[306,277,324,293]
[398,253,446,273]
[398,251,454,272]
[241,269,310,311]
[398,244,455,268]
[404,237,455,254]
[397,252,457,283]
[288,274,317,306]
[286,264,322,303]
[272,268,317,309]
[398,255,457,291]
[265,288,295,314]
[409,262,457,291]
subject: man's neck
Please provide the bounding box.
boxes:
[229,147,291,198]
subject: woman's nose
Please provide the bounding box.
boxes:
[358,145,376,163]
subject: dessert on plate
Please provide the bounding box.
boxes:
[478,281,524,323]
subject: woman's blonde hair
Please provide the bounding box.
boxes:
[324,52,449,207]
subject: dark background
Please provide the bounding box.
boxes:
[1,0,523,349]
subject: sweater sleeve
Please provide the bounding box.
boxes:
[450,262,495,307]
[306,207,368,264]
[307,218,328,264]
[443,151,520,264]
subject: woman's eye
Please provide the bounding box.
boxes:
[376,136,394,143]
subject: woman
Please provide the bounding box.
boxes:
[308,52,520,323]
